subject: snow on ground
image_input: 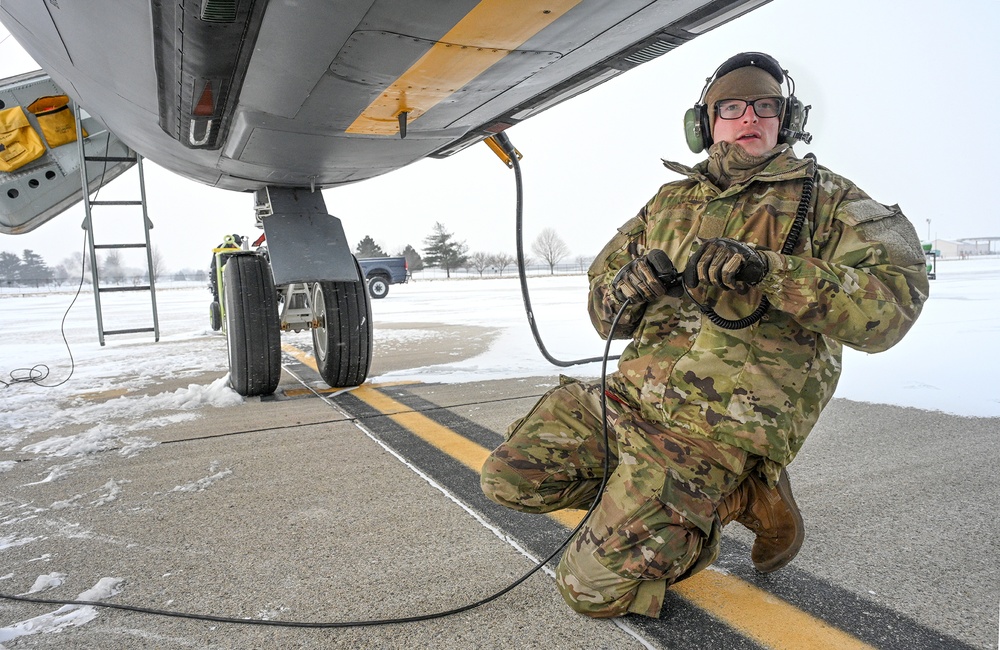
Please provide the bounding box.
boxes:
[1,256,998,458]
[0,257,996,641]
[0,577,122,644]
[366,257,1000,418]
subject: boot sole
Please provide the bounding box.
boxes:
[753,470,805,573]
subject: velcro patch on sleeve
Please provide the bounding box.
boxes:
[839,199,895,226]
[841,201,925,267]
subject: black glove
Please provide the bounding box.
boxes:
[683,238,769,290]
[612,249,682,303]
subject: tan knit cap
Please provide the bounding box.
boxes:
[705,65,783,135]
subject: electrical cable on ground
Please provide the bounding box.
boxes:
[0,129,645,629]
[1,133,115,389]
[0,301,633,629]
[0,232,86,389]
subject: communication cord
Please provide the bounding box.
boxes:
[0,249,634,632]
[682,154,816,330]
[1,133,115,389]
[0,212,105,389]
[493,131,616,367]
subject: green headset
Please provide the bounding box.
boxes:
[683,52,812,154]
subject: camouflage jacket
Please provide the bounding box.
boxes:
[588,145,928,473]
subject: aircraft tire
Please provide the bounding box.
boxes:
[223,253,281,396]
[311,262,372,388]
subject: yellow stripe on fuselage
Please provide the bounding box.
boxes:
[346,0,581,135]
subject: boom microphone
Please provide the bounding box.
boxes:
[780,128,813,144]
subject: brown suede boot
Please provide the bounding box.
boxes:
[717,469,804,573]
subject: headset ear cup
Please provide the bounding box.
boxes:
[780,94,805,144]
[684,104,711,153]
[699,103,713,150]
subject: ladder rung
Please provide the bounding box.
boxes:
[90,200,143,206]
[94,243,147,249]
[103,327,156,336]
[85,156,137,163]
[98,286,151,293]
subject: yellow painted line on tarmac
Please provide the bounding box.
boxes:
[279,343,421,397]
[348,384,584,531]
[284,344,874,649]
[673,571,875,650]
[282,343,320,373]
[346,0,580,135]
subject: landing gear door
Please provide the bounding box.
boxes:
[258,186,358,286]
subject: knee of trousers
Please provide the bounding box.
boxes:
[554,516,714,618]
[480,454,534,510]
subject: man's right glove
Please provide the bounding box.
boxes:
[683,238,769,290]
[612,249,682,303]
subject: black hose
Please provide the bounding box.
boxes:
[493,132,615,367]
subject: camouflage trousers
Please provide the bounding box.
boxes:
[480,376,751,618]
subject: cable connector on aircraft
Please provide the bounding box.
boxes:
[485,133,522,168]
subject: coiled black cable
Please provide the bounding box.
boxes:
[688,154,817,330]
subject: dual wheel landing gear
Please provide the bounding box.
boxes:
[216,251,372,397]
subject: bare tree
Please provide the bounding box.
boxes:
[531,228,570,275]
[61,252,90,283]
[150,246,167,281]
[469,251,493,277]
[492,252,515,276]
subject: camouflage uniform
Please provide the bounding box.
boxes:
[481,142,928,617]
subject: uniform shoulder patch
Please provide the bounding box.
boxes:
[839,201,925,267]
[838,199,894,226]
[617,215,646,236]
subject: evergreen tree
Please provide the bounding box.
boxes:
[20,249,53,286]
[400,244,424,272]
[422,222,468,278]
[102,249,125,285]
[0,251,22,286]
[355,235,387,258]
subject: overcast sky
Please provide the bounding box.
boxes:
[1,0,998,273]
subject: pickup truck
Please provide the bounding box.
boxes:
[357,256,408,299]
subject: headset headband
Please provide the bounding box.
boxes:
[684,51,812,153]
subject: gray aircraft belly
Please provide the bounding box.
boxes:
[1,0,766,193]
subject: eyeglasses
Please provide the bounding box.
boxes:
[715,97,784,120]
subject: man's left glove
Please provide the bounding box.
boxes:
[612,249,682,303]
[683,238,769,290]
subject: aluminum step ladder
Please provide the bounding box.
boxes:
[75,104,160,345]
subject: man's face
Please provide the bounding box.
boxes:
[712,98,781,156]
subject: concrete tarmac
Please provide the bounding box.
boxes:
[1,324,997,649]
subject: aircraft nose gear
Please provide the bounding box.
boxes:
[212,187,373,397]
